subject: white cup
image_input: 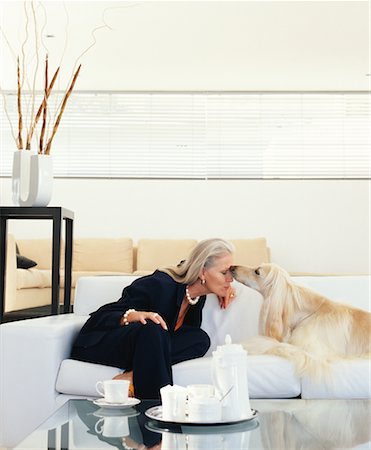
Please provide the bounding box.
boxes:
[188,397,222,422]
[187,384,215,399]
[187,433,222,450]
[95,379,130,404]
[161,432,187,450]
[223,430,252,450]
[94,416,129,438]
[160,385,187,421]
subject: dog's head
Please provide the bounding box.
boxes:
[231,263,291,294]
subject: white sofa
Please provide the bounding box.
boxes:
[0,273,370,447]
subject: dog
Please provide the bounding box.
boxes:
[231,263,371,378]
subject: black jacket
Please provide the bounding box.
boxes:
[73,270,206,348]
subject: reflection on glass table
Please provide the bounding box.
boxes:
[12,398,371,450]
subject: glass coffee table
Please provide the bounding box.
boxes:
[11,398,371,449]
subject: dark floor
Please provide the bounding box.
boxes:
[2,305,72,323]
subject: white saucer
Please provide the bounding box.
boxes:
[93,407,140,418]
[93,398,141,409]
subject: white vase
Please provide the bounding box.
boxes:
[12,150,30,206]
[12,151,53,207]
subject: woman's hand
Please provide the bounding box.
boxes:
[218,286,236,310]
[120,310,168,330]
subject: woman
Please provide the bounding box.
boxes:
[71,238,235,399]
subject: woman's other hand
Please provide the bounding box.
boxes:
[120,310,168,330]
[218,286,236,309]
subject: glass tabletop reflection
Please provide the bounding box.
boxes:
[12,398,371,450]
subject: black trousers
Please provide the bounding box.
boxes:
[71,322,210,399]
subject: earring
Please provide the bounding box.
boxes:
[200,278,206,285]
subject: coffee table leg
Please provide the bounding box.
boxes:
[61,421,69,450]
[47,428,56,450]
[63,218,73,313]
[0,218,7,322]
[51,216,61,315]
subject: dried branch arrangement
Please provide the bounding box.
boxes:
[1,1,113,155]
[0,1,86,155]
[16,54,81,155]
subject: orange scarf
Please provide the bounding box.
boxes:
[175,304,190,331]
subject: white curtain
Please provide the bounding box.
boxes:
[1,92,369,179]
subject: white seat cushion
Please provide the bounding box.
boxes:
[301,359,371,399]
[56,359,122,396]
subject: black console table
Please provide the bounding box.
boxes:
[0,207,74,322]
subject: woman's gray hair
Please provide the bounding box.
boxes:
[161,238,235,285]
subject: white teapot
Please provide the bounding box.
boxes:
[212,334,252,421]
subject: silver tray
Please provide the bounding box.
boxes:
[146,418,260,435]
[145,406,258,426]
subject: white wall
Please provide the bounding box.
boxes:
[0,1,369,91]
[0,1,369,275]
[0,177,369,275]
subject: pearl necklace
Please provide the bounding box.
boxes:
[185,286,200,305]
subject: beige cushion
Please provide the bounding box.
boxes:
[73,238,133,272]
[16,237,134,272]
[16,269,51,289]
[133,270,153,276]
[230,238,270,266]
[136,239,197,272]
[16,269,132,290]
[17,239,65,270]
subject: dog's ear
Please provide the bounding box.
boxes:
[261,267,296,341]
[254,267,261,276]
[265,318,284,342]
[258,264,272,279]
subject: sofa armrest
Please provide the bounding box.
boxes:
[0,314,86,445]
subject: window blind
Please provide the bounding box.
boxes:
[0,92,369,179]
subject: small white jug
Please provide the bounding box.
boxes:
[160,384,187,421]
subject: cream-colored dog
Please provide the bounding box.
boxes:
[231,263,371,378]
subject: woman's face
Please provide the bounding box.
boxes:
[202,253,234,297]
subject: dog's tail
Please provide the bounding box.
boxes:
[242,336,333,381]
